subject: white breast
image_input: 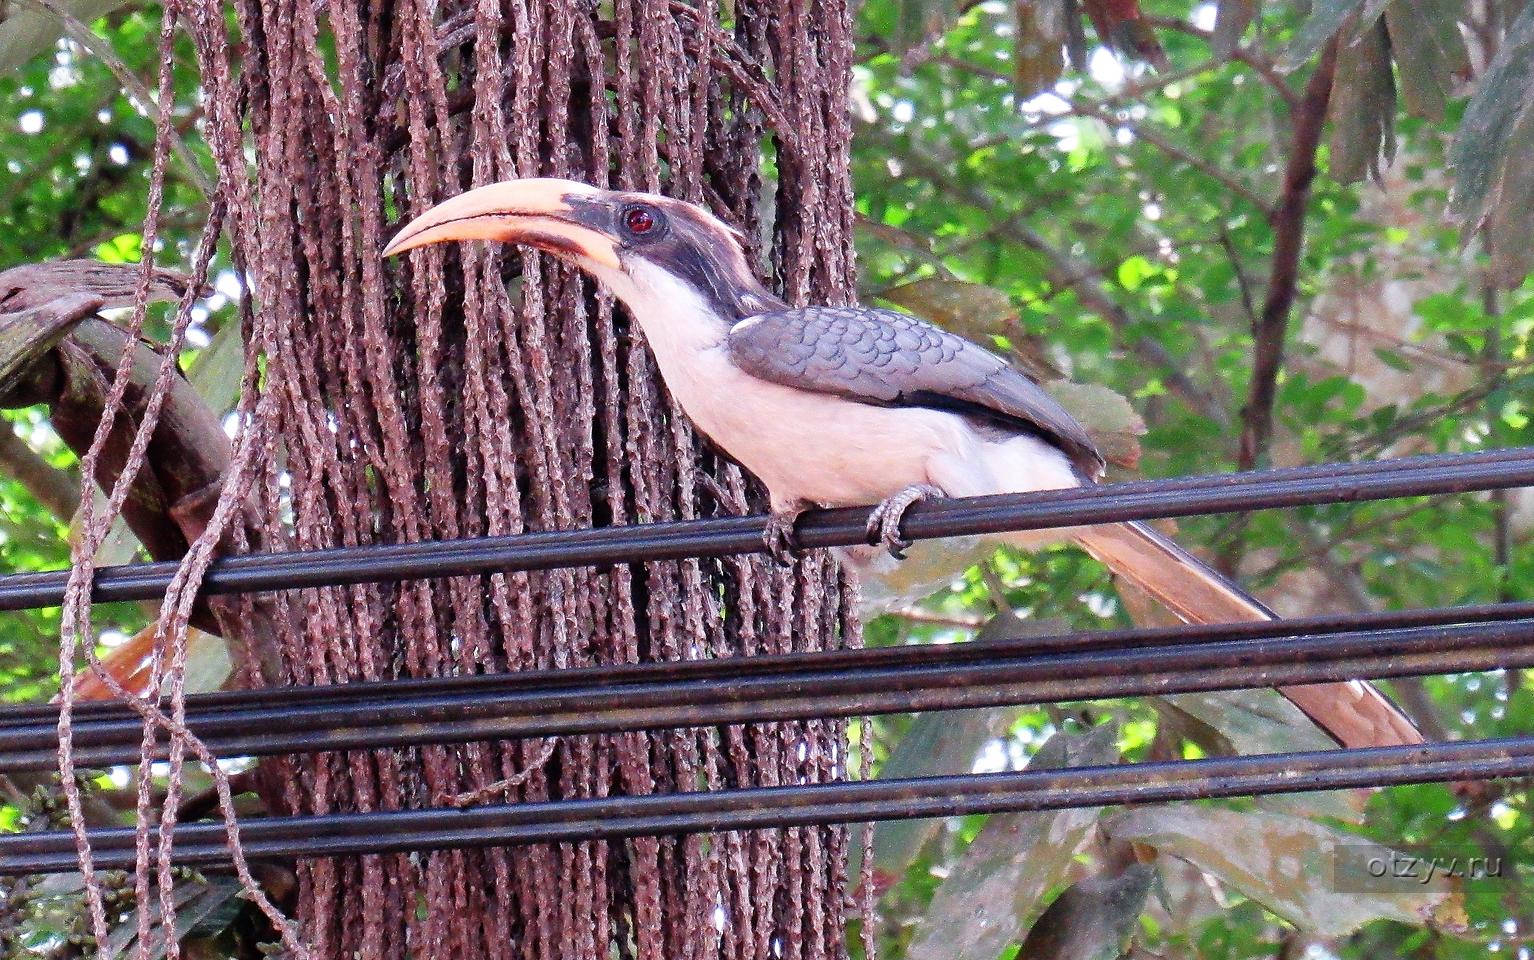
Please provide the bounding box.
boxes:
[603,260,1078,511]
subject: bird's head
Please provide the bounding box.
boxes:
[382,178,783,321]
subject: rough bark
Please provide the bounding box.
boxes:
[162,0,864,955]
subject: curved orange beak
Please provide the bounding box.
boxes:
[381,177,621,269]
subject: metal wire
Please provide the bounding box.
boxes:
[4,447,1534,879]
[0,446,1531,612]
[3,606,1533,772]
[5,734,1532,874]
[9,598,1534,726]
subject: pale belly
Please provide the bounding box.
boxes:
[662,348,977,508]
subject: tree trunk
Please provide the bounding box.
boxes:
[176,0,861,954]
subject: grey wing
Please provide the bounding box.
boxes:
[726,305,1104,475]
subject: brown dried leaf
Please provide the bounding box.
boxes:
[1383,0,1468,121]
[1043,379,1145,469]
[1487,108,1534,286]
[1451,3,1534,231]
[1328,18,1396,184]
[883,277,1063,379]
[883,277,1016,337]
[1015,859,1155,960]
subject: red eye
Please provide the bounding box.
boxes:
[623,206,656,235]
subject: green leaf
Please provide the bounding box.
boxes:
[1156,691,1365,822]
[905,725,1119,960]
[1103,806,1467,936]
[187,320,245,415]
[1327,18,1396,184]
[1115,254,1156,292]
[855,536,999,612]
[1451,3,1534,228]
[1486,107,1534,286]
[0,0,136,76]
[103,873,244,959]
[82,487,143,566]
[858,707,1016,889]
[892,0,963,53]
[182,626,233,694]
[1278,0,1366,71]
[1373,346,1413,372]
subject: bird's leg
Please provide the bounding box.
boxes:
[763,498,812,567]
[866,484,946,560]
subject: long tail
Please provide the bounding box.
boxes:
[1072,520,1423,749]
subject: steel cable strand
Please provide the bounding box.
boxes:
[6,735,1534,875]
[1,447,1532,612]
[3,606,1534,769]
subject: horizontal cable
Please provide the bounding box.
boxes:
[12,599,1534,727]
[4,735,1533,874]
[0,447,1531,611]
[4,606,1532,772]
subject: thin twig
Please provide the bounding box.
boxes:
[1072,101,1276,215]
[1140,15,1300,110]
[1218,224,1260,328]
[889,608,986,628]
[444,739,559,808]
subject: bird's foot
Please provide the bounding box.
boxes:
[691,468,741,512]
[763,508,806,567]
[866,484,946,559]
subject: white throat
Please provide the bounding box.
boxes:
[589,258,733,374]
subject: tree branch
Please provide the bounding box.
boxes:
[0,425,81,521]
[1237,38,1340,470]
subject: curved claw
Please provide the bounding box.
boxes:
[763,510,805,567]
[866,484,946,560]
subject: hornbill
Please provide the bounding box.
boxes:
[383,177,1423,750]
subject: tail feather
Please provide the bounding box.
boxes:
[1071,520,1424,749]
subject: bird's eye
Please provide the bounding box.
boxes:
[622,206,657,236]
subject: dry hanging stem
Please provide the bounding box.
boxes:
[56,0,868,956]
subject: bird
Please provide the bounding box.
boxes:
[382,177,1423,751]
